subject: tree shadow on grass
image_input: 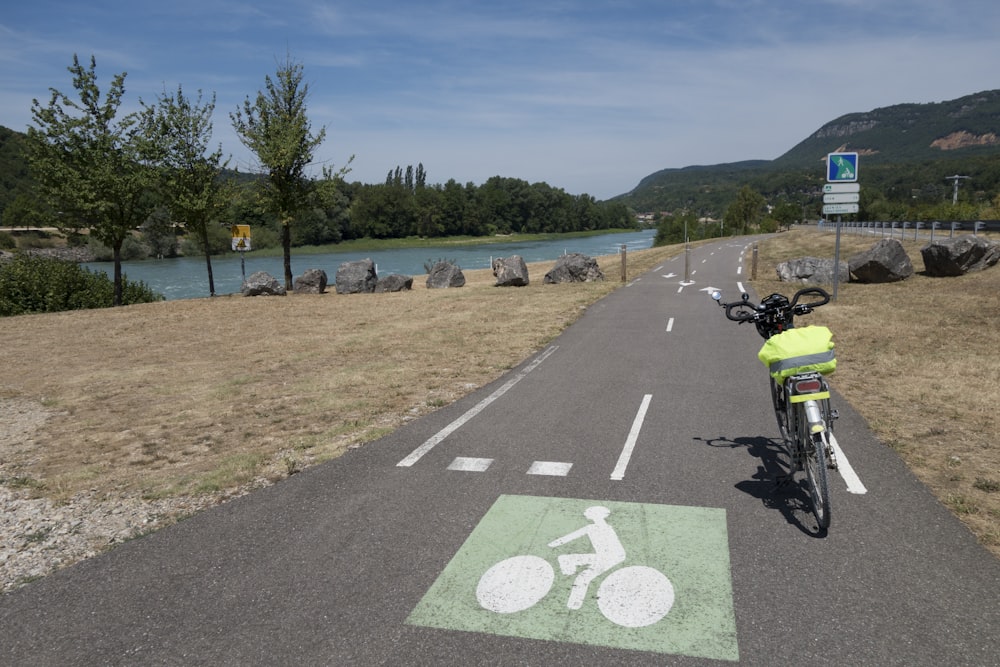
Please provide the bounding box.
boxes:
[696,434,828,538]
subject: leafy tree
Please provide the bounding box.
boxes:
[231,55,327,289]
[723,185,767,235]
[140,86,231,295]
[1,193,47,229]
[292,175,350,245]
[140,207,178,258]
[770,199,801,230]
[0,126,34,222]
[654,210,698,246]
[25,55,156,305]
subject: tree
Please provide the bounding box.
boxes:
[1,193,47,229]
[771,199,801,231]
[654,211,697,246]
[231,55,326,289]
[723,185,767,235]
[25,54,155,305]
[140,86,231,295]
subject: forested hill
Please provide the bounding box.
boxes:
[774,89,1000,168]
[622,89,1000,215]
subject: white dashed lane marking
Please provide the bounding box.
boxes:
[448,457,493,472]
[527,461,573,477]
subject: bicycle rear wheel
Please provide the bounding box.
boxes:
[804,431,832,529]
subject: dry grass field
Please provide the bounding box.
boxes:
[0,246,675,509]
[1,229,997,571]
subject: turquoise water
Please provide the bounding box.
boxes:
[84,229,656,300]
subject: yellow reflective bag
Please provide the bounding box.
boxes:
[758,325,836,380]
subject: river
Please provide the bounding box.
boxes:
[83,229,657,301]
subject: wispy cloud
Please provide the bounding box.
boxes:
[3,0,1000,198]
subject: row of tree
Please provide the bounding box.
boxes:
[346,173,633,240]
[23,53,336,303]
[17,54,635,304]
[653,185,785,246]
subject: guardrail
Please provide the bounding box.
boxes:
[818,220,1000,241]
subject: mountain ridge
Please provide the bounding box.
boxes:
[622,89,1000,214]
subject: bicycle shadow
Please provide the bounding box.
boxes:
[696,434,828,538]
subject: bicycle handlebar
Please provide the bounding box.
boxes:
[712,287,831,334]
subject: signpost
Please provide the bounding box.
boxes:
[231,225,251,283]
[826,153,860,302]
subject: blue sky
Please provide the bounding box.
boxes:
[2,1,999,200]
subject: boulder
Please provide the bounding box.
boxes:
[376,274,413,292]
[336,259,378,294]
[848,239,913,283]
[543,253,605,284]
[775,257,849,285]
[492,255,529,287]
[920,236,1000,277]
[293,268,328,294]
[426,261,466,289]
[241,271,286,296]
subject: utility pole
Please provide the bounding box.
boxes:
[945,174,970,205]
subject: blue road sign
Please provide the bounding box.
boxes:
[827,152,859,182]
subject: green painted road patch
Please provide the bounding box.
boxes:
[407,495,738,661]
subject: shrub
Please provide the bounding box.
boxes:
[0,253,163,316]
[87,235,150,261]
[178,222,235,256]
[14,231,57,250]
[0,231,15,250]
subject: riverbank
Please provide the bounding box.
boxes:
[84,228,656,300]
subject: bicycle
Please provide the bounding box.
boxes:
[711,287,839,529]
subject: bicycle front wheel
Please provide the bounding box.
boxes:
[804,432,832,529]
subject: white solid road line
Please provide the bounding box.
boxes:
[396,345,559,467]
[611,394,653,481]
[829,432,868,494]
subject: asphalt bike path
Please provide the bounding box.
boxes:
[2,237,998,665]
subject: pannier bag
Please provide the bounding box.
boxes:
[757,325,836,380]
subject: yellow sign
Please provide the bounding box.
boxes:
[231,225,251,252]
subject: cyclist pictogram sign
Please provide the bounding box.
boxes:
[407,495,738,660]
[827,152,859,183]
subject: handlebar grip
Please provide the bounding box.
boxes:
[724,303,757,322]
[791,287,830,308]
